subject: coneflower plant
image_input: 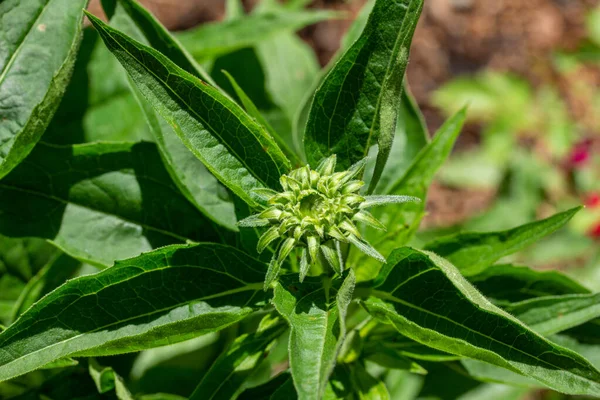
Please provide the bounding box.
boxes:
[0,0,595,399]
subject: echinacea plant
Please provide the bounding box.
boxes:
[240,155,419,288]
[0,0,599,399]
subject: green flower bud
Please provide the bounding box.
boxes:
[237,154,421,289]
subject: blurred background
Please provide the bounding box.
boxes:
[87,0,599,274]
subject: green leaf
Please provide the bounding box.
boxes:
[39,357,79,370]
[189,316,286,400]
[371,85,428,194]
[86,13,291,207]
[102,1,237,230]
[367,331,459,362]
[364,344,427,374]
[10,253,80,322]
[469,263,589,304]
[176,9,338,60]
[114,0,212,81]
[363,247,600,396]
[89,358,133,399]
[0,0,87,178]
[44,28,151,144]
[0,243,266,382]
[238,372,295,400]
[221,70,299,166]
[273,271,355,400]
[351,363,390,400]
[0,141,224,267]
[423,207,582,276]
[251,2,320,157]
[352,109,465,281]
[457,383,530,400]
[507,293,600,336]
[303,0,423,170]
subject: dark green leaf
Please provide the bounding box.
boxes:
[363,247,600,396]
[0,243,266,382]
[86,13,291,207]
[469,263,589,304]
[0,141,223,267]
[367,331,459,362]
[423,207,581,276]
[10,253,80,321]
[304,0,423,170]
[176,9,338,60]
[273,271,355,400]
[0,0,87,177]
[189,316,286,400]
[237,372,294,400]
[364,344,427,374]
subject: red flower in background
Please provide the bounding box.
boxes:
[588,223,600,240]
[568,139,593,168]
[586,193,600,208]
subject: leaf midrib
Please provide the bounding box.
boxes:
[98,23,286,189]
[371,290,594,375]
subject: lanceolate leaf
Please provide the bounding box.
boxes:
[103,0,237,230]
[0,244,266,382]
[86,13,291,207]
[304,0,423,170]
[423,206,582,276]
[469,263,589,304]
[176,9,338,60]
[273,271,356,400]
[507,293,600,336]
[363,247,600,396]
[189,317,286,400]
[0,142,223,267]
[0,0,87,178]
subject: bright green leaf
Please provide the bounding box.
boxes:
[423,207,582,276]
[0,243,266,382]
[364,247,600,396]
[273,271,355,400]
[86,13,291,207]
[0,0,87,177]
